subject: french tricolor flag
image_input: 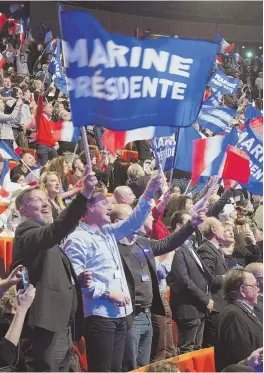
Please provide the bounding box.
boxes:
[24,167,41,186]
[102,126,175,154]
[55,121,80,143]
[234,53,242,63]
[0,53,6,70]
[0,140,20,161]
[215,32,235,54]
[192,129,250,185]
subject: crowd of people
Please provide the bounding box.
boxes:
[0,10,262,373]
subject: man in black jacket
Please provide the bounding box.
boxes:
[246,262,263,324]
[11,165,97,372]
[110,201,207,371]
[168,211,213,354]
[215,269,263,371]
[197,217,228,348]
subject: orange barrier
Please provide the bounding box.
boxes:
[120,150,138,162]
[131,347,215,372]
[0,237,13,273]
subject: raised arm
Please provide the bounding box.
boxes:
[147,193,211,257]
[18,166,98,254]
[111,174,164,242]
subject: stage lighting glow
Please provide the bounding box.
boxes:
[246,51,253,58]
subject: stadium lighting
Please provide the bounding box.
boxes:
[242,46,245,48]
[259,46,263,49]
[246,51,253,58]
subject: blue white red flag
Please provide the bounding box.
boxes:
[54,121,80,143]
[191,128,240,184]
[0,140,20,161]
[102,126,175,154]
[214,32,235,54]
[174,126,203,172]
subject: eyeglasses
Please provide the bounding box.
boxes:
[243,284,259,290]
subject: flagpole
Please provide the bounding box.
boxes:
[71,141,79,164]
[20,159,38,178]
[183,179,192,195]
[80,127,92,168]
[169,127,180,185]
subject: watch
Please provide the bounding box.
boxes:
[103,289,111,299]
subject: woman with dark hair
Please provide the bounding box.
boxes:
[163,196,193,229]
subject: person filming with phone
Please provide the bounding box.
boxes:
[11,163,97,372]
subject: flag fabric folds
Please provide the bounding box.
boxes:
[54,121,80,143]
[59,9,218,130]
[203,89,223,107]
[208,69,240,95]
[0,53,6,69]
[152,137,176,172]
[214,32,235,54]
[102,126,175,154]
[49,39,67,94]
[191,128,239,184]
[174,126,203,172]
[0,140,20,161]
[236,125,263,195]
[197,106,237,134]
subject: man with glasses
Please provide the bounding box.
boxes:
[246,262,263,324]
[215,268,263,371]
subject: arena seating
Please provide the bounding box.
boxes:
[131,347,215,372]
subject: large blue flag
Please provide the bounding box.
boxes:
[236,125,263,195]
[175,126,202,171]
[203,88,223,107]
[208,69,240,95]
[59,10,218,130]
[197,106,237,134]
[49,39,67,94]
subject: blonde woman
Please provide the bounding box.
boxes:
[40,171,65,220]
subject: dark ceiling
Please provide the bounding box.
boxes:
[65,1,263,26]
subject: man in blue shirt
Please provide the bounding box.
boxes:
[64,174,164,372]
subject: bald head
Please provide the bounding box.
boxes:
[114,186,136,206]
[200,217,225,244]
[110,204,133,223]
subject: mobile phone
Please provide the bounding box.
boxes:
[21,267,29,291]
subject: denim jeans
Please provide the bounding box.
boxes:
[84,316,127,372]
[36,144,58,166]
[122,312,153,372]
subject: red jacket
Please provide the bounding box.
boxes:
[35,96,56,147]
[150,203,170,240]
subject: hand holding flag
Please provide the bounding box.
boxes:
[191,178,219,226]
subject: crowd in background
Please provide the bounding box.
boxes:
[0,11,262,373]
